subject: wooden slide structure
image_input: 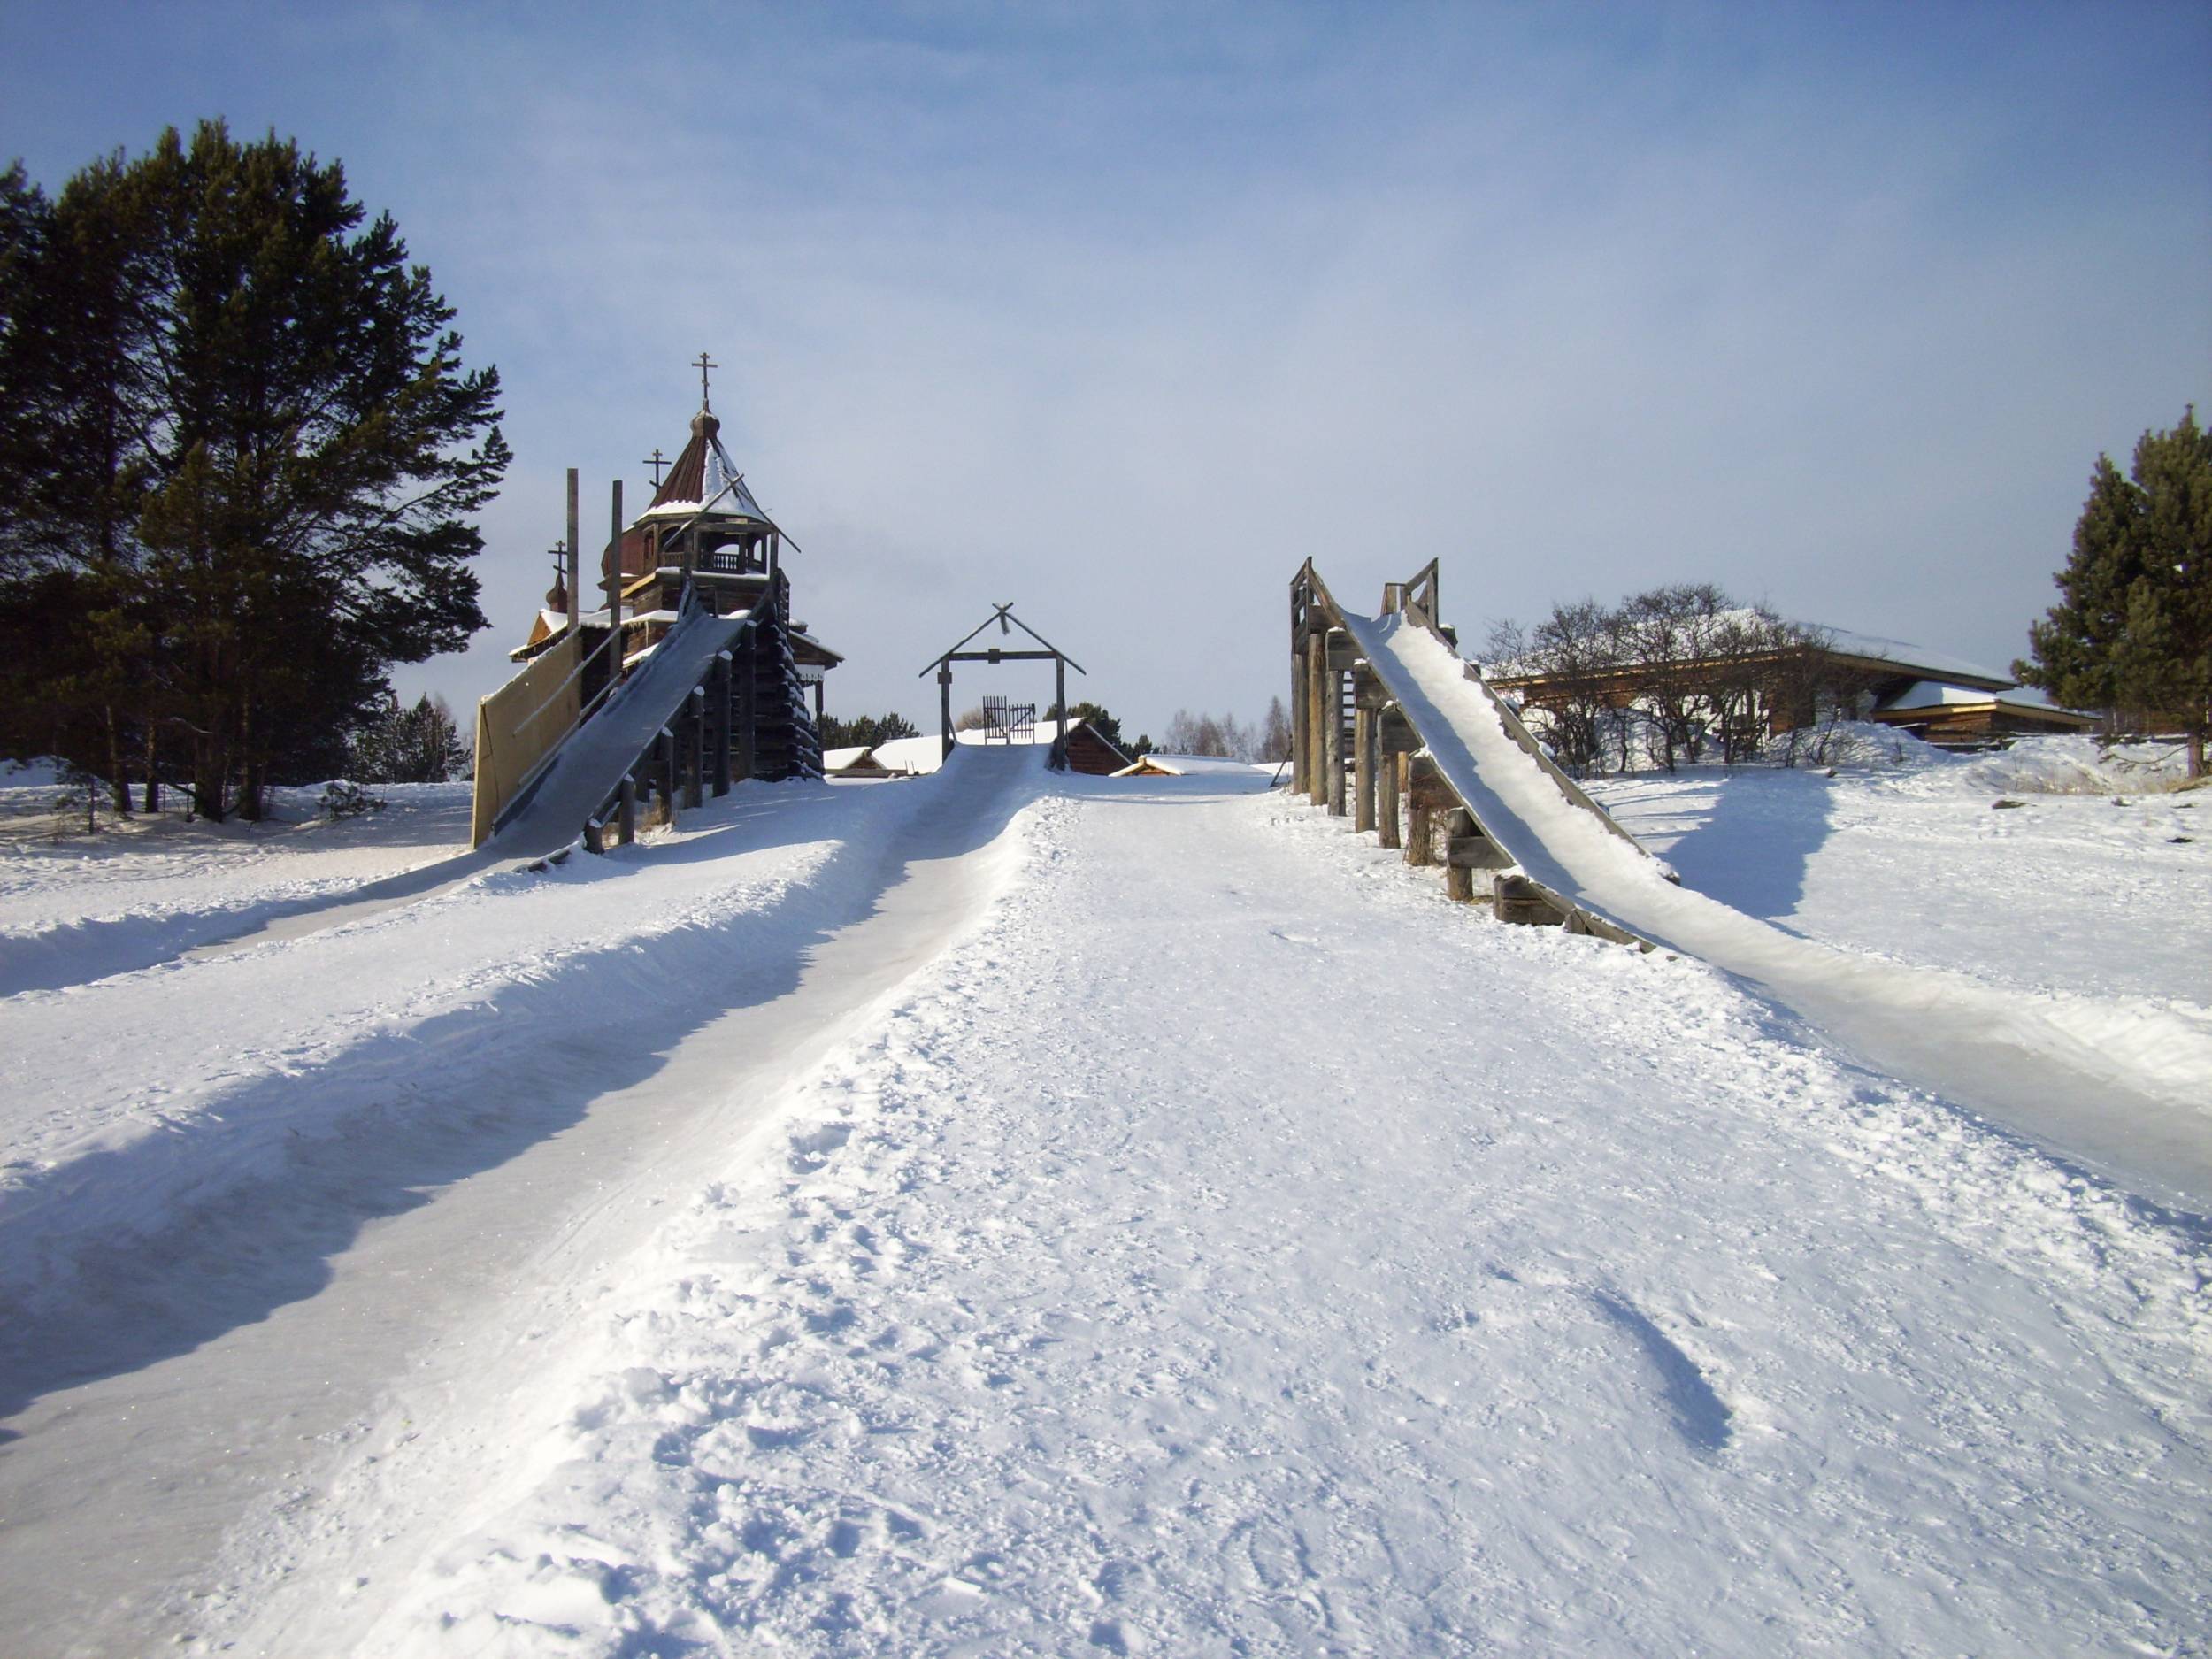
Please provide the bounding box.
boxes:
[1289,559,1665,949]
[477,588,760,862]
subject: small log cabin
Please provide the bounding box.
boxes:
[1867,680,2097,747]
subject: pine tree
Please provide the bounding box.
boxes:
[349,693,467,783]
[2017,409,2212,775]
[0,123,507,817]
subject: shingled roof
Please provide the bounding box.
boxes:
[640,406,772,527]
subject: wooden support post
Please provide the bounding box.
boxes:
[565,468,580,634]
[1290,624,1309,795]
[686,687,705,809]
[938,663,955,763]
[655,727,677,827]
[1304,631,1326,804]
[583,817,605,856]
[1444,809,1477,902]
[1325,657,1347,818]
[712,656,733,796]
[1354,702,1377,833]
[1406,765,1441,866]
[618,777,637,845]
[1378,746,1402,849]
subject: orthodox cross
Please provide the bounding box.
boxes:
[642,447,668,487]
[694,351,718,410]
[547,538,566,573]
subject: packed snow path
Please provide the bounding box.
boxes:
[124,771,2208,1655]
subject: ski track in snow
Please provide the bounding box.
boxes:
[189,772,2212,1658]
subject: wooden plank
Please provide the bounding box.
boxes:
[1494,873,1566,926]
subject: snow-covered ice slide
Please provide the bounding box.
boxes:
[1343,607,2212,1202]
[0,742,1048,1655]
[488,601,754,861]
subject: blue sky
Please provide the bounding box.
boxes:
[4,1,2208,740]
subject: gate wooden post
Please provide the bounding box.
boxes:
[1290,615,1309,795]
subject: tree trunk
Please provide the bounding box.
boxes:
[105,704,132,815]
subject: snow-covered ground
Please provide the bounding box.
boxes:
[1591,736,2207,1006]
[2,744,2208,1655]
[1348,615,2212,1205]
[0,777,477,995]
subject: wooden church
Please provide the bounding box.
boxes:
[511,376,840,784]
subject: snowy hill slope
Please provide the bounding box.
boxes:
[1,754,2207,1655]
[183,772,2212,1658]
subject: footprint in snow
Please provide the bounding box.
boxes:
[1587,1289,1733,1455]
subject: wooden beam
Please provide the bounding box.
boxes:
[1494,873,1567,926]
[565,468,580,634]
[606,480,624,635]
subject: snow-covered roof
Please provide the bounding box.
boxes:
[1818,626,2011,688]
[1112,752,1271,777]
[1878,679,2078,715]
[868,734,944,775]
[1490,611,2014,691]
[821,746,872,772]
[639,408,773,527]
